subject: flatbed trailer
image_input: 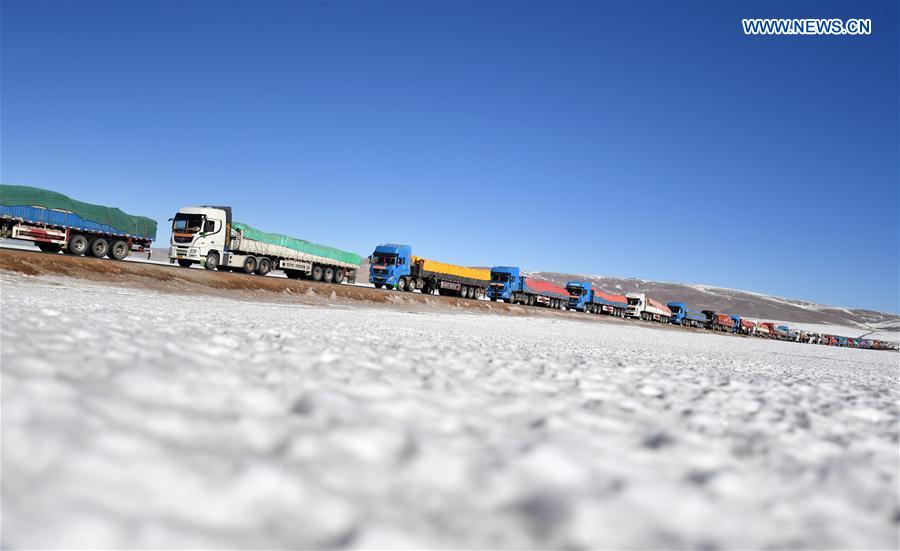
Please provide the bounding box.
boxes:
[0,184,156,259]
[369,244,490,299]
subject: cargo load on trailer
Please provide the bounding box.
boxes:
[369,244,490,299]
[595,290,628,316]
[169,205,361,283]
[487,266,568,309]
[0,184,156,259]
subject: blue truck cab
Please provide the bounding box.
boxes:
[487,266,524,301]
[369,243,412,289]
[566,281,593,311]
[730,315,742,333]
[667,302,707,327]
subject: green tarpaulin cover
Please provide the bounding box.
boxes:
[0,184,157,240]
[233,221,362,267]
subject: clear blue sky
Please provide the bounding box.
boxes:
[2,1,898,313]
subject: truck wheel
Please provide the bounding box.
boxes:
[89,237,109,258]
[490,297,496,302]
[322,267,334,283]
[333,268,345,284]
[256,257,272,276]
[204,251,219,270]
[406,278,416,292]
[67,234,89,255]
[108,239,129,260]
[374,283,383,289]
[37,243,62,253]
[177,259,192,268]
[243,256,258,274]
[397,277,407,292]
[528,295,535,306]
[311,264,323,281]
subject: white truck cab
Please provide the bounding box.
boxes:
[625,292,645,319]
[169,206,231,268]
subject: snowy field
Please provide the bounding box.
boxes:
[2,272,898,549]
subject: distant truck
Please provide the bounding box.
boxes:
[0,184,156,259]
[625,293,671,323]
[667,302,706,328]
[565,281,627,316]
[738,318,755,335]
[369,244,489,299]
[702,311,734,332]
[487,267,568,308]
[169,206,361,283]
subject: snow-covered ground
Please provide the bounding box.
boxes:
[2,272,898,549]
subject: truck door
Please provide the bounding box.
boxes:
[196,218,224,252]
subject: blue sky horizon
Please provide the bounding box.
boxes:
[2,1,898,313]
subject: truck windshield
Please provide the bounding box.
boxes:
[173,213,203,233]
[669,305,682,313]
[491,273,510,282]
[566,286,584,296]
[372,255,397,266]
[626,297,641,305]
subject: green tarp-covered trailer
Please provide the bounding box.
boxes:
[232,221,362,270]
[0,184,157,241]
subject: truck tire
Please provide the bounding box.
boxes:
[322,267,334,283]
[406,278,416,292]
[374,283,383,289]
[89,237,109,258]
[333,268,345,284]
[243,256,258,274]
[108,239,129,260]
[177,259,192,268]
[311,264,324,281]
[397,277,407,292]
[256,257,272,276]
[527,295,535,306]
[37,243,62,253]
[204,251,219,270]
[490,297,496,302]
[68,234,89,255]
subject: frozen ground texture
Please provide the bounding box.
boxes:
[2,273,898,549]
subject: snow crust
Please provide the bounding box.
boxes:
[2,272,898,549]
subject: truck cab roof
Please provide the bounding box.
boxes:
[491,266,521,274]
[373,244,411,256]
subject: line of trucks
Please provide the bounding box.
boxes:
[1,184,894,351]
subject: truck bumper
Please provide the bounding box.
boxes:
[170,246,202,261]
